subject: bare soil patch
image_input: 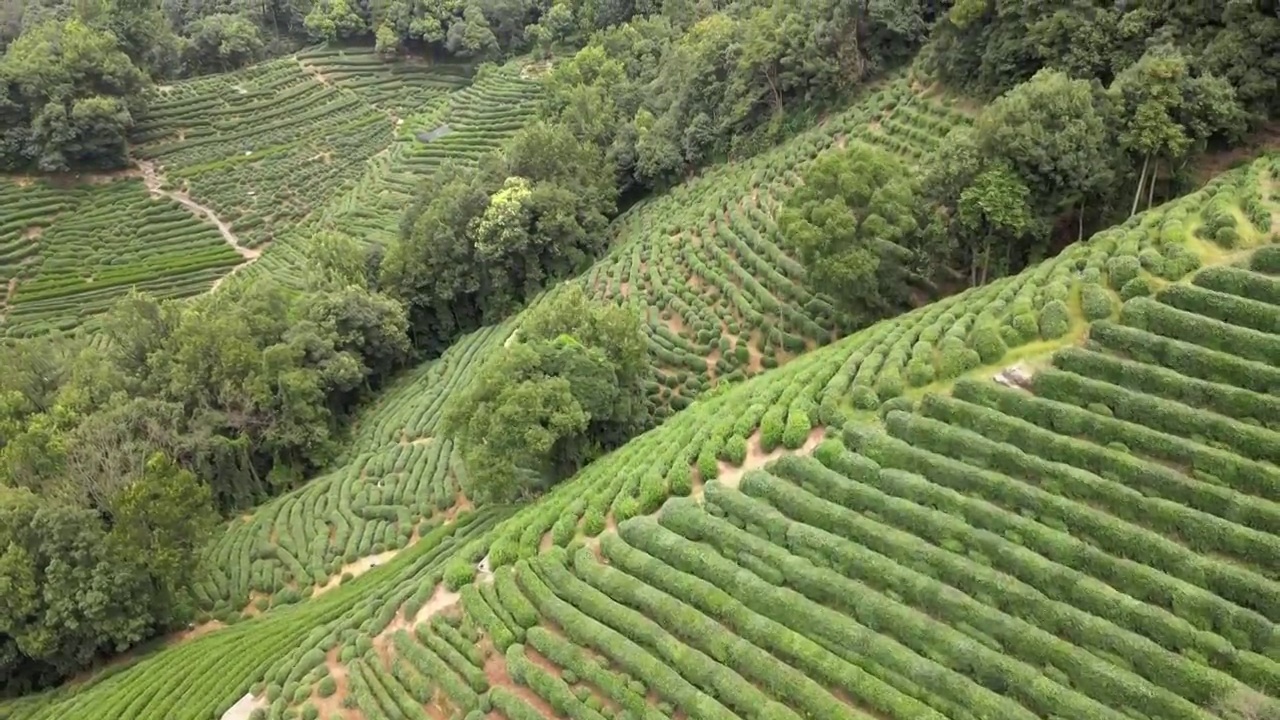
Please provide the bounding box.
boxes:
[171,620,226,643]
[411,584,462,626]
[22,226,42,241]
[715,427,827,490]
[314,547,401,597]
[482,640,561,719]
[1194,123,1280,184]
[312,646,359,720]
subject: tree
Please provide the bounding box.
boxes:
[778,144,932,323]
[303,0,366,41]
[972,69,1118,222]
[0,18,147,170]
[184,13,265,73]
[0,487,152,694]
[105,453,216,627]
[441,285,650,502]
[384,122,615,352]
[445,5,498,58]
[1108,45,1243,215]
[375,22,400,56]
[956,163,1037,284]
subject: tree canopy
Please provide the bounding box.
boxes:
[778,144,939,324]
[441,284,652,503]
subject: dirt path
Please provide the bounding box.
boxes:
[314,547,402,597]
[705,427,827,494]
[2,277,15,316]
[136,160,261,291]
[220,692,267,720]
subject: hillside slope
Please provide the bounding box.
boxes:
[4,149,1277,720]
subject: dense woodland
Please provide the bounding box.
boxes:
[2,0,1280,698]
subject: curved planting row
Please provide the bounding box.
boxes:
[385,247,1280,720]
[131,53,400,250]
[0,507,511,720]
[578,79,972,417]
[297,45,473,116]
[0,179,241,338]
[241,62,541,288]
[463,155,1276,575]
[193,322,514,612]
[391,64,542,189]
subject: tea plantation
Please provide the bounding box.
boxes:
[6,143,1277,720]
[0,178,243,338]
[0,47,541,337]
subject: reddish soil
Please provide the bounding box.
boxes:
[482,640,562,719]
[716,427,827,490]
[312,646,360,720]
[1194,123,1280,184]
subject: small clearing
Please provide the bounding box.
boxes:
[220,693,267,720]
[22,226,42,240]
[412,584,462,625]
[992,361,1036,390]
[314,547,401,597]
[171,620,226,644]
[709,426,827,492]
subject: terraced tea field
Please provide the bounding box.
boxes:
[0,178,244,338]
[130,54,399,251]
[193,322,514,613]
[580,79,975,416]
[9,151,1277,720]
[241,63,543,286]
[0,48,539,335]
[296,46,473,116]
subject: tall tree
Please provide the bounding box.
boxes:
[1108,45,1243,215]
[778,144,936,323]
[0,18,147,170]
[972,68,1117,224]
[441,284,651,502]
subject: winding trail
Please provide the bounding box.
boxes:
[136,160,262,291]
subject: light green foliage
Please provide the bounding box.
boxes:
[0,179,242,338]
[1080,283,1116,321]
[1038,299,1071,339]
[967,323,1008,364]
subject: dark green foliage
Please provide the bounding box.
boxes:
[1108,256,1142,290]
[383,124,617,353]
[1120,276,1154,300]
[778,145,935,325]
[441,285,652,502]
[967,323,1008,364]
[1252,246,1280,274]
[1194,266,1280,306]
